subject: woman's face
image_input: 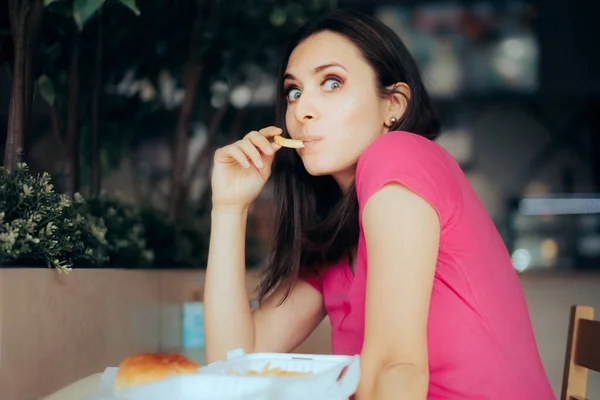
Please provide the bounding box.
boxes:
[283,31,390,190]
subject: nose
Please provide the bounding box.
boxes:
[293,93,317,123]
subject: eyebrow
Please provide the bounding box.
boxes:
[283,62,348,81]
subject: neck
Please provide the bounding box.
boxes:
[332,170,355,192]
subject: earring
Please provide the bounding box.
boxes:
[390,117,397,124]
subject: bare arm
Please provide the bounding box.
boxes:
[205,126,325,363]
[253,277,326,353]
[356,183,439,400]
[204,206,325,363]
[204,206,254,363]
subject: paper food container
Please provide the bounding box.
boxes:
[198,348,360,399]
[89,348,360,400]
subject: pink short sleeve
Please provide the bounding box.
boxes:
[355,131,461,225]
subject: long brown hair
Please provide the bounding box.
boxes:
[258,9,441,304]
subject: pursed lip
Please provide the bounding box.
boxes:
[299,137,323,144]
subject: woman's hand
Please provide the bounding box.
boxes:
[211,126,283,210]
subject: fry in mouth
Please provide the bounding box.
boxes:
[273,135,305,148]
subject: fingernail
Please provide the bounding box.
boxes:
[265,147,274,155]
[256,160,264,168]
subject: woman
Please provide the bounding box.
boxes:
[204,9,554,399]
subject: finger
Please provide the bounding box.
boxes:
[257,126,283,138]
[236,140,264,169]
[224,145,251,168]
[245,131,275,156]
[271,142,282,151]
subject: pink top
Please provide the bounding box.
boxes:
[304,131,554,399]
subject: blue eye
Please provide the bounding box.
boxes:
[286,88,302,101]
[323,78,342,91]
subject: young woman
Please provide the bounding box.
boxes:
[204,9,554,400]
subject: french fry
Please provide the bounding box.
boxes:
[273,135,305,149]
[228,361,312,377]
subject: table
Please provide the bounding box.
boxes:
[41,373,102,400]
[39,348,204,399]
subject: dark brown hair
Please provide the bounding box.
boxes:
[258,9,441,304]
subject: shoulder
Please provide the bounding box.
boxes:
[355,131,462,225]
[357,131,449,174]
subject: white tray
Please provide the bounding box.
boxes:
[88,349,360,400]
[198,348,360,399]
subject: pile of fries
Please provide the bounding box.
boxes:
[229,362,312,377]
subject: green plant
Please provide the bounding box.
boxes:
[0,163,108,271]
[85,196,154,267]
[138,207,178,267]
[139,206,209,268]
[171,212,210,268]
[0,164,264,270]
[139,206,263,269]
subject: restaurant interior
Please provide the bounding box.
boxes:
[1,0,599,398]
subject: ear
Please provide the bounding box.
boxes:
[383,82,411,128]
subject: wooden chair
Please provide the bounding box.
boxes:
[561,305,600,400]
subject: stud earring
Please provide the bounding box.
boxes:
[390,117,397,124]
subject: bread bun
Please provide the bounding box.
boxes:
[114,353,200,390]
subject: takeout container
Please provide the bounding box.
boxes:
[89,348,360,400]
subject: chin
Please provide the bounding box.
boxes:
[301,159,338,177]
[303,165,333,177]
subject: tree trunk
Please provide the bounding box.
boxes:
[178,43,260,211]
[5,0,29,169]
[91,14,103,197]
[169,61,202,220]
[22,0,44,163]
[49,102,64,148]
[177,100,231,218]
[64,34,80,197]
[168,0,216,221]
[185,102,229,185]
[189,108,246,211]
[183,105,248,217]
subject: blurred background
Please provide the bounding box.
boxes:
[2,0,599,273]
[1,0,600,399]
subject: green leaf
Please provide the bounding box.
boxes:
[73,0,104,31]
[118,0,140,16]
[38,75,55,106]
[44,0,63,6]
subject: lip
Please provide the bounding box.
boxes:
[300,137,323,146]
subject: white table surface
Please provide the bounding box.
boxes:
[41,373,103,400]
